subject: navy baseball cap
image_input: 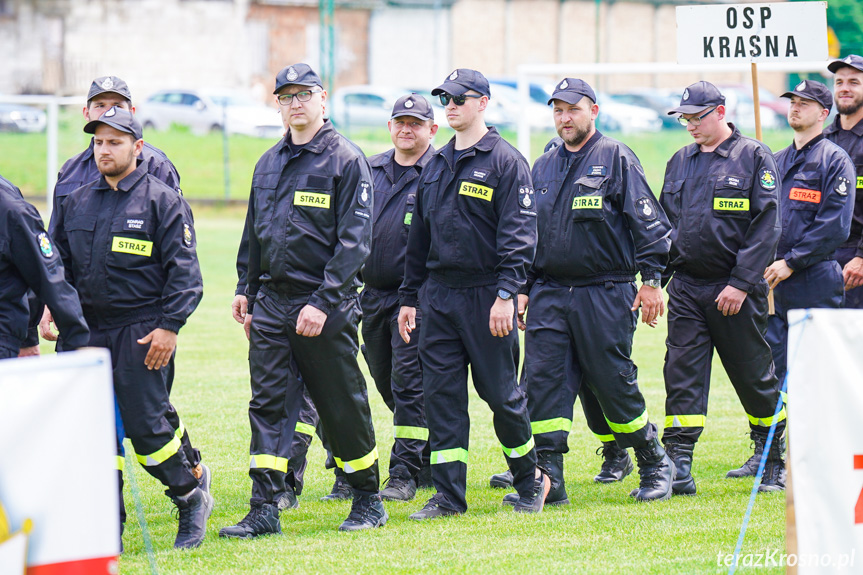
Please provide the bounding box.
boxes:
[828,54,863,74]
[548,78,596,106]
[781,79,833,112]
[273,63,323,94]
[87,76,132,101]
[83,106,143,140]
[391,94,434,121]
[669,81,726,115]
[432,69,491,97]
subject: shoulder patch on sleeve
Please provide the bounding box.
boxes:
[183,223,193,247]
[358,181,372,208]
[759,168,777,190]
[518,186,534,209]
[636,197,658,221]
[835,176,850,196]
[37,232,54,258]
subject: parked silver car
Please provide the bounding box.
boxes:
[0,101,46,132]
[137,89,283,138]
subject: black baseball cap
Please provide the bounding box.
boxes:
[391,94,434,121]
[781,79,833,112]
[669,81,726,115]
[432,69,491,97]
[548,78,596,106]
[273,63,323,94]
[83,106,143,140]
[87,76,132,102]
[828,54,863,74]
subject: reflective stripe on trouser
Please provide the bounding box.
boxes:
[248,289,378,503]
[360,288,429,476]
[662,277,783,445]
[88,319,198,496]
[525,281,655,451]
[579,384,614,443]
[419,280,536,512]
[767,260,843,384]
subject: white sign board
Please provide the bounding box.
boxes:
[788,309,863,573]
[0,349,118,574]
[676,2,827,65]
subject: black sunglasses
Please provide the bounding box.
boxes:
[439,93,483,106]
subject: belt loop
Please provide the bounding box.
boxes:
[604,281,614,290]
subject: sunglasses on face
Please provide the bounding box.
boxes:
[439,93,483,106]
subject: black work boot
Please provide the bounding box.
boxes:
[594,442,634,483]
[170,487,214,549]
[416,464,434,489]
[665,442,697,496]
[339,493,388,531]
[380,464,417,501]
[489,469,513,489]
[726,432,767,478]
[219,501,281,539]
[409,493,461,520]
[538,451,569,505]
[513,471,551,513]
[632,438,675,502]
[758,436,786,493]
[320,472,353,502]
[277,485,299,511]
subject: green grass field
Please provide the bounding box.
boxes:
[7,122,789,574]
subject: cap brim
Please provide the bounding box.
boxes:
[88,88,131,101]
[548,93,587,106]
[828,60,863,74]
[83,118,140,139]
[391,111,434,121]
[431,81,470,96]
[273,80,320,94]
[668,104,714,116]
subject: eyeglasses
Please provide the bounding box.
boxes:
[439,93,483,106]
[277,89,322,106]
[677,107,716,127]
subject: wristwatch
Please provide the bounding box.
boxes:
[497,289,514,300]
[643,278,661,289]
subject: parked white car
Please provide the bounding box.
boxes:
[0,101,46,133]
[137,89,283,138]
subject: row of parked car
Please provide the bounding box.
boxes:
[0,81,796,137]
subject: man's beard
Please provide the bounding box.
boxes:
[837,94,863,116]
[558,122,591,148]
[99,152,135,178]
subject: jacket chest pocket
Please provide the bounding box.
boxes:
[64,214,98,270]
[403,193,416,231]
[788,173,821,213]
[571,175,607,222]
[660,179,684,224]
[252,172,280,223]
[108,216,156,268]
[291,174,335,227]
[457,171,499,217]
[712,175,751,218]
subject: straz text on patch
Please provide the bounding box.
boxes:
[112,236,153,257]
[459,182,494,201]
[294,192,331,209]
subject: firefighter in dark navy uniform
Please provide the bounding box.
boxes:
[506,78,674,504]
[0,175,88,359]
[363,94,437,501]
[220,63,385,537]
[724,80,854,481]
[660,81,786,494]
[398,68,550,519]
[51,107,212,549]
[825,55,863,309]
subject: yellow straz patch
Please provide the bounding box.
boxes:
[713,198,749,211]
[111,236,153,257]
[857,176,863,190]
[572,196,603,209]
[294,192,331,209]
[458,182,494,201]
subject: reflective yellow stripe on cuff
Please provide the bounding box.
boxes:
[431,447,468,465]
[394,426,429,441]
[136,434,182,467]
[780,390,788,405]
[664,414,706,428]
[502,436,535,458]
[250,454,289,473]
[746,406,787,428]
[606,410,649,435]
[175,419,186,439]
[334,446,379,474]
[531,417,573,435]
[295,422,316,436]
[594,433,615,443]
[116,455,125,470]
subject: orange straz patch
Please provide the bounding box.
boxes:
[789,188,821,203]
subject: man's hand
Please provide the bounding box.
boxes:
[232,294,248,324]
[398,306,416,343]
[516,294,529,331]
[715,285,748,316]
[631,285,664,326]
[39,307,58,341]
[18,345,40,357]
[137,328,177,370]
[489,297,514,337]
[243,314,253,341]
[764,259,793,289]
[296,305,327,337]
[843,256,863,291]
